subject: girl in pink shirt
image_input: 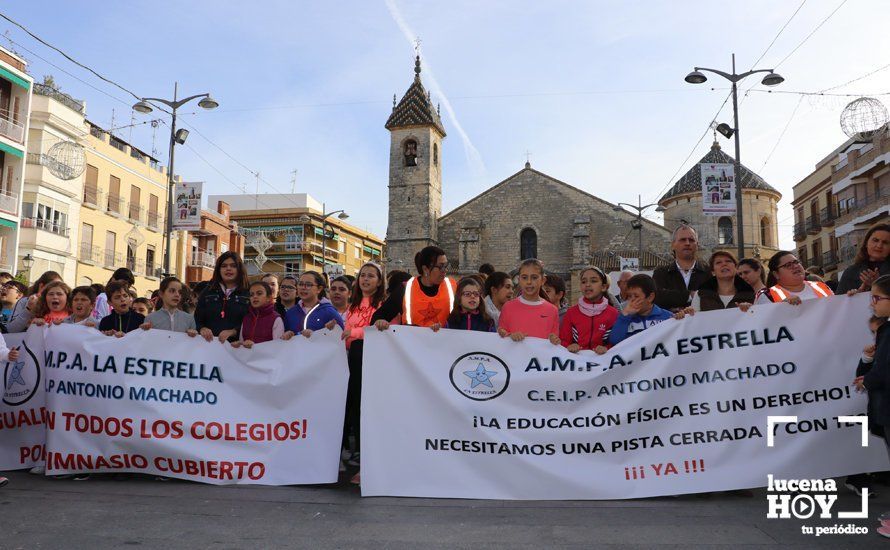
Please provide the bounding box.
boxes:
[497,259,560,345]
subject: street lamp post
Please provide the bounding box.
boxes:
[133,83,219,276]
[318,203,349,276]
[20,253,34,284]
[684,54,784,259]
[613,195,663,267]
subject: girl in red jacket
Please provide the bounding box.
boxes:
[560,266,618,354]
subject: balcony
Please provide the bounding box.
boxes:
[805,216,820,235]
[106,194,125,216]
[807,256,822,269]
[0,191,17,216]
[21,217,70,237]
[822,250,838,270]
[79,243,102,265]
[103,249,123,269]
[33,83,86,114]
[793,222,806,242]
[147,211,161,231]
[83,187,102,208]
[0,110,25,144]
[128,202,146,224]
[189,249,216,269]
[819,206,836,227]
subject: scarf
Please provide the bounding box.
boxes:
[577,296,608,317]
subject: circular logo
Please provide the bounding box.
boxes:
[449,352,510,401]
[3,341,40,406]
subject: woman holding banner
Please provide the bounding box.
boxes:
[373,246,456,330]
[755,251,833,305]
[691,252,754,312]
[194,252,250,343]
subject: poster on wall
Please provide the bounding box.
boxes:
[700,164,735,216]
[173,181,203,231]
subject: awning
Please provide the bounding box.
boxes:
[0,140,23,159]
[363,245,381,255]
[0,66,29,91]
[0,217,17,229]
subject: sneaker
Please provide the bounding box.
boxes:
[29,465,45,475]
[350,471,360,485]
[347,452,360,467]
[154,476,170,482]
[881,518,890,529]
[845,478,876,498]
[880,511,890,522]
[878,526,890,538]
[0,476,7,488]
[71,473,90,481]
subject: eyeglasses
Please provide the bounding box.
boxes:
[871,295,890,305]
[432,262,449,271]
[297,282,317,288]
[280,285,297,291]
[461,291,480,298]
[777,259,801,270]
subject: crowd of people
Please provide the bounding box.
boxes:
[2,223,890,518]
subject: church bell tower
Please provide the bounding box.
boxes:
[384,55,446,273]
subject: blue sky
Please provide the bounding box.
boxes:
[6,0,890,249]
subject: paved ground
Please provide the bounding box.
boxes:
[1,471,888,549]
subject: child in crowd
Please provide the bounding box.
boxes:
[498,259,560,345]
[284,271,343,337]
[142,277,197,334]
[132,297,153,317]
[561,266,618,354]
[856,276,890,537]
[0,281,25,325]
[543,274,569,324]
[63,286,98,326]
[98,281,144,336]
[436,277,496,332]
[234,281,283,348]
[609,274,674,346]
[31,281,71,326]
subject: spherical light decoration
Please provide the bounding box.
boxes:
[44,140,86,180]
[840,97,889,141]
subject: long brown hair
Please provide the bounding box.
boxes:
[854,223,890,265]
[27,270,62,296]
[209,251,249,291]
[349,263,385,312]
[34,280,71,318]
[446,277,492,327]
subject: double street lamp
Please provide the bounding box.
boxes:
[133,83,219,276]
[613,195,664,267]
[299,204,349,276]
[684,54,784,259]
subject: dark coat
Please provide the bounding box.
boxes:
[697,276,755,311]
[653,260,710,311]
[837,260,890,294]
[194,285,250,341]
[863,322,890,430]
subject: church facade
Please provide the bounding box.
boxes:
[383,56,672,299]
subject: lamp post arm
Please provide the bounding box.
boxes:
[694,67,776,84]
[142,93,210,111]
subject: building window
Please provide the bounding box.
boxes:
[285,262,301,274]
[354,244,360,259]
[760,217,771,247]
[146,246,156,274]
[285,232,301,251]
[220,242,229,254]
[717,217,733,245]
[520,228,537,260]
[404,139,418,167]
[433,143,438,166]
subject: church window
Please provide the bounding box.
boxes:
[404,140,418,167]
[433,143,438,166]
[520,228,537,260]
[717,217,733,245]
[760,217,771,247]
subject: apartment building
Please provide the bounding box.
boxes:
[184,199,244,286]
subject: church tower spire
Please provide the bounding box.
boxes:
[384,54,446,272]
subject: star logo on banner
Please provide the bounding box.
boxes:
[464,363,497,389]
[417,302,441,325]
[6,361,25,390]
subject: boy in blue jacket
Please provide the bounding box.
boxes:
[609,274,674,345]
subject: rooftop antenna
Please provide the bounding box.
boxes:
[290,169,298,193]
[254,172,260,209]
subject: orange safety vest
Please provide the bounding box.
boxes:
[768,281,833,302]
[403,277,456,327]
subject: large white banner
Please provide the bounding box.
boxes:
[3,324,347,485]
[1,331,46,470]
[362,294,888,499]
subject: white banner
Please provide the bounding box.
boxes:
[1,331,46,470]
[361,294,888,499]
[13,324,347,485]
[701,163,735,216]
[173,181,202,231]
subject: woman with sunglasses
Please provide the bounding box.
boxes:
[755,251,834,305]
